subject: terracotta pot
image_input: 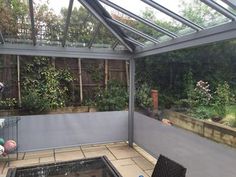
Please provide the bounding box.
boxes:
[151,89,158,112]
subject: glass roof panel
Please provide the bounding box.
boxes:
[0,0,32,44]
[108,0,195,36]
[100,2,172,44]
[215,0,236,15]
[153,0,231,28]
[65,4,97,47]
[34,0,65,46]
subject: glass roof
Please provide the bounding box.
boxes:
[0,0,236,52]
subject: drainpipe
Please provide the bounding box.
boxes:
[17,55,21,107]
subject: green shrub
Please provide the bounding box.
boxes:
[95,80,128,111]
[136,83,153,109]
[22,91,50,114]
[0,98,17,109]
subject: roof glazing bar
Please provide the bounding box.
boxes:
[141,0,203,31]
[78,0,135,52]
[29,0,36,46]
[107,18,159,44]
[222,0,236,9]
[125,37,145,47]
[99,0,177,38]
[62,0,74,47]
[0,31,4,44]
[88,23,101,48]
[111,40,119,49]
[201,0,236,21]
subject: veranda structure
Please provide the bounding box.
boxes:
[1,0,236,177]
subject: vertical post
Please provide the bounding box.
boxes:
[17,56,21,107]
[125,61,129,91]
[128,58,135,147]
[78,58,83,102]
[104,60,108,89]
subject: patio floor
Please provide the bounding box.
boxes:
[0,142,156,177]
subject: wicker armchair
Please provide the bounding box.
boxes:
[151,154,187,177]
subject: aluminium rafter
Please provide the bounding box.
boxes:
[201,0,236,21]
[141,0,203,31]
[125,37,145,47]
[111,40,119,50]
[222,0,236,9]
[0,44,132,60]
[134,21,236,58]
[88,22,101,48]
[107,18,159,44]
[29,0,36,46]
[62,0,74,47]
[78,0,135,52]
[99,0,177,38]
[0,31,4,44]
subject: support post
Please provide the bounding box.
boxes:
[128,58,135,147]
[17,56,21,107]
[78,58,83,103]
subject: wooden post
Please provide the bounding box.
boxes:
[78,58,83,103]
[104,60,108,89]
[17,56,21,107]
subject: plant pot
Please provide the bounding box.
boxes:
[211,116,222,122]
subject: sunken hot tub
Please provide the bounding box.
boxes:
[7,156,122,177]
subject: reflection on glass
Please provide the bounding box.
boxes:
[153,0,231,28]
[0,0,32,44]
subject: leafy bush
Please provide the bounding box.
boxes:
[21,57,74,113]
[190,106,215,120]
[95,80,128,111]
[22,91,50,114]
[0,98,17,109]
[212,82,231,117]
[136,83,153,109]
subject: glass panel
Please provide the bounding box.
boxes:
[108,0,195,36]
[215,0,236,15]
[34,0,65,46]
[91,24,118,48]
[101,2,172,45]
[0,0,31,44]
[153,0,231,28]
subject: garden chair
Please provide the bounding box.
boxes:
[151,154,187,177]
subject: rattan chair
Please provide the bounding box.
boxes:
[151,154,187,177]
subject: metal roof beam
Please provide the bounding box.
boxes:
[125,37,145,47]
[111,40,119,50]
[98,0,177,38]
[201,0,236,21]
[107,18,159,44]
[222,0,236,9]
[88,23,101,48]
[0,44,131,60]
[29,0,36,46]
[134,21,236,58]
[0,31,4,44]
[141,0,203,31]
[78,0,135,52]
[62,0,74,47]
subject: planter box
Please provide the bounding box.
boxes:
[49,106,89,114]
[165,110,236,148]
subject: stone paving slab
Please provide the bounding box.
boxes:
[55,150,84,162]
[24,150,53,159]
[108,144,141,159]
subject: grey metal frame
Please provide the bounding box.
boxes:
[141,0,203,31]
[0,31,4,44]
[62,0,74,47]
[201,0,236,21]
[128,58,135,147]
[0,44,132,60]
[88,22,101,48]
[134,21,236,58]
[222,0,236,9]
[98,0,177,38]
[29,0,36,46]
[111,40,119,50]
[107,18,159,44]
[78,0,135,52]
[125,37,145,47]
